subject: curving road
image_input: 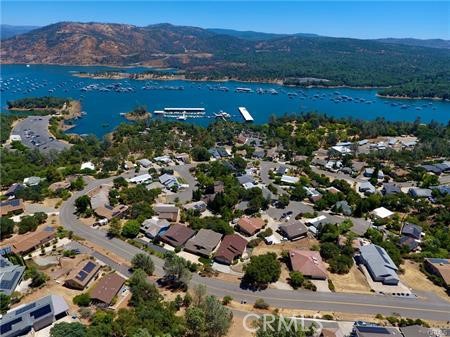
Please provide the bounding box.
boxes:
[60,172,450,321]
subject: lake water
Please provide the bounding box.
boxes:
[1,64,449,138]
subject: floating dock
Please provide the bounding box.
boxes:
[238,107,254,122]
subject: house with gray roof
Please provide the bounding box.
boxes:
[401,223,422,240]
[141,218,170,239]
[237,175,255,186]
[159,173,178,189]
[278,221,308,241]
[359,181,376,195]
[359,244,399,285]
[382,183,402,196]
[408,187,432,198]
[0,295,68,337]
[333,200,352,216]
[137,158,152,168]
[0,256,25,296]
[184,229,222,257]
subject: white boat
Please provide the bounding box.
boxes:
[26,64,30,68]
[176,114,187,120]
[214,111,231,119]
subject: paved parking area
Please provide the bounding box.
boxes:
[11,116,70,153]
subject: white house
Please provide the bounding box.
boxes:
[127,173,152,184]
[81,161,95,171]
[372,207,394,220]
[281,175,299,184]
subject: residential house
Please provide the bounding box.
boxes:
[183,201,207,213]
[0,199,24,216]
[382,183,402,196]
[127,173,152,184]
[353,325,401,337]
[424,258,450,287]
[80,161,95,171]
[371,207,394,220]
[64,260,100,290]
[363,168,384,179]
[154,155,172,164]
[320,328,344,337]
[237,175,255,186]
[4,183,24,198]
[401,223,423,240]
[160,224,195,248]
[0,255,25,296]
[359,181,376,195]
[23,176,41,186]
[276,166,287,175]
[400,325,441,337]
[252,148,265,159]
[281,175,299,184]
[236,216,265,236]
[359,244,399,285]
[289,249,327,280]
[214,234,247,265]
[94,204,128,221]
[141,217,170,239]
[329,145,352,156]
[137,158,152,168]
[408,187,432,198]
[435,185,450,195]
[304,186,322,202]
[159,173,178,189]
[305,215,330,234]
[175,153,190,164]
[184,229,222,257]
[278,221,308,241]
[90,273,126,308]
[0,295,69,337]
[12,227,56,255]
[153,204,179,222]
[333,200,352,216]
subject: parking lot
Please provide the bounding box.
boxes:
[11,116,70,153]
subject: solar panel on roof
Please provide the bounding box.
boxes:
[83,261,96,273]
[76,270,88,281]
[15,302,36,315]
[0,317,22,334]
[30,304,52,319]
[357,326,391,334]
[0,270,21,290]
[10,199,20,206]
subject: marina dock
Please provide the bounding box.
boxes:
[238,107,254,122]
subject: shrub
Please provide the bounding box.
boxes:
[289,271,304,289]
[73,293,91,307]
[254,298,269,310]
[222,295,233,305]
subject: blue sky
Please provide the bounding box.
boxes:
[1,1,449,39]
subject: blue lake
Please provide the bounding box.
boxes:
[1,64,449,138]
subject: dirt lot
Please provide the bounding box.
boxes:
[252,237,319,256]
[327,265,372,293]
[400,260,449,302]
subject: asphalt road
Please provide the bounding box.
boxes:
[59,172,450,321]
[11,116,70,153]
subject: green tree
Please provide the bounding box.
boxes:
[121,219,140,238]
[73,293,91,307]
[191,146,211,162]
[107,218,122,238]
[289,271,304,289]
[131,253,155,276]
[163,253,192,289]
[128,269,161,306]
[185,306,206,337]
[0,217,15,238]
[75,195,91,214]
[243,253,281,288]
[0,293,10,314]
[50,322,87,337]
[70,176,85,191]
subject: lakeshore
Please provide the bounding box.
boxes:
[1,64,450,138]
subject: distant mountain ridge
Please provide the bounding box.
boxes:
[1,22,449,98]
[0,24,40,39]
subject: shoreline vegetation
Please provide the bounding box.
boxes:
[72,70,448,100]
[4,97,82,143]
[122,105,151,121]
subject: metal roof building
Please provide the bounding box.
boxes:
[0,256,25,296]
[359,244,399,285]
[0,295,68,337]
